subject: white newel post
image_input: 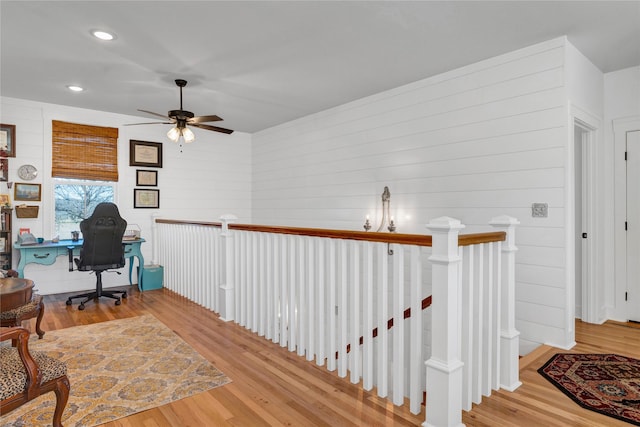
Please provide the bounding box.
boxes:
[219,214,237,322]
[151,213,160,265]
[489,215,522,392]
[425,217,465,427]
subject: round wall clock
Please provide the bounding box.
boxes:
[18,164,38,181]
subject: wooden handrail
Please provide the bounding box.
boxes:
[154,219,505,247]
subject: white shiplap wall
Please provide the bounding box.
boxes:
[0,97,252,294]
[252,37,572,350]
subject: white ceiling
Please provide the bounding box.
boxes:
[1,1,639,134]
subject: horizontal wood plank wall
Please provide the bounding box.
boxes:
[0,96,253,295]
[252,38,568,350]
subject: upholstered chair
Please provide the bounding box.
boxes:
[0,294,45,339]
[0,326,70,427]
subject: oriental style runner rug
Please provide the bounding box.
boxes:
[538,353,640,426]
[0,314,231,427]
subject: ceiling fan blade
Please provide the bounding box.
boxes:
[191,123,234,134]
[124,121,173,126]
[189,114,222,124]
[137,109,170,120]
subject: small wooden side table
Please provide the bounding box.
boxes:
[0,278,45,339]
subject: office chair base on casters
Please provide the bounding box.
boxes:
[65,290,127,310]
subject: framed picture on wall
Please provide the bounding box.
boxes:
[14,183,41,201]
[0,124,16,158]
[0,159,7,181]
[136,169,158,186]
[134,188,159,209]
[0,194,10,207]
[130,140,163,168]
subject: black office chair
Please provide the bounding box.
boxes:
[65,203,128,310]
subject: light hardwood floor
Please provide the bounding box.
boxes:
[22,287,640,426]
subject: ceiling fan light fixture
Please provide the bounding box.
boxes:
[182,127,195,143]
[167,126,181,142]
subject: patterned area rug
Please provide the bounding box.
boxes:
[0,314,230,427]
[538,353,640,426]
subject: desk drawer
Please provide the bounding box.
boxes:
[22,246,80,265]
[23,249,56,264]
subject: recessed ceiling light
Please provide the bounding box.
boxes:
[91,30,115,41]
[67,85,84,92]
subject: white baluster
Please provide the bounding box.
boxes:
[265,233,273,340]
[298,236,306,357]
[362,241,374,390]
[377,242,389,398]
[460,245,473,411]
[490,241,501,391]
[481,243,494,397]
[338,239,348,378]
[288,235,297,352]
[307,237,316,362]
[316,238,326,366]
[472,245,483,405]
[392,244,405,406]
[327,238,337,371]
[350,240,361,384]
[239,232,247,327]
[409,245,423,414]
[279,234,288,347]
[269,235,282,343]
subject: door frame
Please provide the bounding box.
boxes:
[614,117,640,320]
[571,106,600,324]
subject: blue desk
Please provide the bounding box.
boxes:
[14,239,145,286]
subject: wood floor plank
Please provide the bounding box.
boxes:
[18,287,640,426]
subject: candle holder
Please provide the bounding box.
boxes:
[364,186,397,234]
[388,219,396,233]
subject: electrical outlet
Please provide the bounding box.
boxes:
[532,203,548,218]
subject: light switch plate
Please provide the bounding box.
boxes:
[532,203,548,218]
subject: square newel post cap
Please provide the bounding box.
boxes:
[489,215,520,226]
[426,216,466,232]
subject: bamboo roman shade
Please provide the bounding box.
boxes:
[52,120,119,181]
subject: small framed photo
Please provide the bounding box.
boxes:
[136,169,158,186]
[130,140,163,168]
[0,159,7,181]
[0,124,16,158]
[134,188,160,209]
[14,182,41,201]
[0,194,10,207]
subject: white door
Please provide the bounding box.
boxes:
[627,131,640,321]
[576,126,590,319]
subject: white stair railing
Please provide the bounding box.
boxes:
[153,216,519,426]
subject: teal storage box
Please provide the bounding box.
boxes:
[138,264,164,291]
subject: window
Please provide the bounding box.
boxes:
[51,121,119,237]
[54,179,115,238]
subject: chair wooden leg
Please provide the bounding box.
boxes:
[34,300,45,339]
[52,375,70,427]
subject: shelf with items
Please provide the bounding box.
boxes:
[0,207,12,270]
